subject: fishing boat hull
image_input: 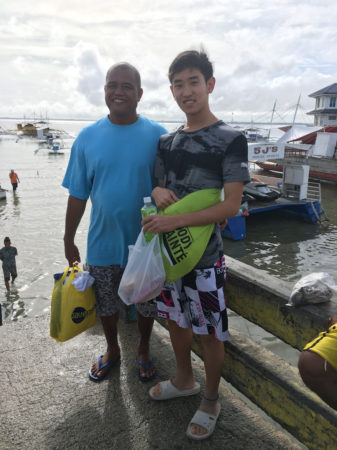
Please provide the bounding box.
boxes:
[256,158,337,182]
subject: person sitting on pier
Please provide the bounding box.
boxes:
[298,315,337,410]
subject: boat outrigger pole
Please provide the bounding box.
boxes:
[267,100,277,140]
[292,94,301,125]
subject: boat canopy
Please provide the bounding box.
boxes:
[276,125,322,143]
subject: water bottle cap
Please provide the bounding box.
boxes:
[144,196,152,203]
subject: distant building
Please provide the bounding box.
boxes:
[307,83,337,127]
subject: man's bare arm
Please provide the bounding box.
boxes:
[63,195,87,265]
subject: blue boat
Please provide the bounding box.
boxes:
[222,197,326,240]
[222,164,327,241]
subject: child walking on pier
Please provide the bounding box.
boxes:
[142,49,250,440]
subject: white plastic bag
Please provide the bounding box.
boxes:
[287,272,337,306]
[71,271,95,291]
[118,231,165,305]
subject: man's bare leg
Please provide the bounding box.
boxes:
[137,312,155,379]
[90,312,120,378]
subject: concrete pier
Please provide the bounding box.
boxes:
[1,315,302,450]
[1,256,337,449]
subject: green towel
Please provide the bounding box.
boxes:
[160,189,221,283]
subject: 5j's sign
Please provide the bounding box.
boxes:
[248,143,285,161]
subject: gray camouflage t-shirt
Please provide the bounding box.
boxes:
[154,120,250,268]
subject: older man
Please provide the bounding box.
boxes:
[63,62,167,382]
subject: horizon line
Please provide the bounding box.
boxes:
[0,116,314,126]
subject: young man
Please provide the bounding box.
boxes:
[298,315,337,410]
[142,50,250,440]
[0,237,18,291]
[63,63,167,382]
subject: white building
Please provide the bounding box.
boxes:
[307,83,337,127]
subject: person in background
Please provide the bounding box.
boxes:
[9,169,20,192]
[142,50,250,440]
[62,62,167,383]
[0,237,18,292]
[298,315,337,410]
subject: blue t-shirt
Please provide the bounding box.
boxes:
[62,115,167,267]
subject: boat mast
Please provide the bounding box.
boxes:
[292,94,301,125]
[267,100,277,140]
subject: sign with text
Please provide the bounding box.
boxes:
[248,143,285,161]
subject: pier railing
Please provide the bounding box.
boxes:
[157,256,337,449]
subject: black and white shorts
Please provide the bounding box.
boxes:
[156,255,229,341]
[89,264,157,318]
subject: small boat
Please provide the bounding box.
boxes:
[242,127,269,142]
[243,179,280,202]
[34,137,65,155]
[0,186,7,200]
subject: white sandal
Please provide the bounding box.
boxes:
[186,403,221,440]
[149,379,200,400]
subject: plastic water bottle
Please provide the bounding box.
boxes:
[141,196,157,242]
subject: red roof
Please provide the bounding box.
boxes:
[291,126,337,144]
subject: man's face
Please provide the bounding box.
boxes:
[4,241,10,247]
[170,67,215,116]
[104,67,143,123]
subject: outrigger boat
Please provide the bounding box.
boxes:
[0,185,7,200]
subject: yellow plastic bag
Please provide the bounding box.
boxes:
[50,266,97,342]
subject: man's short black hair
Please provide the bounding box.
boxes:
[4,237,10,243]
[168,50,213,83]
[106,62,141,89]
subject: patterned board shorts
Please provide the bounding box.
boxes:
[157,255,229,342]
[3,265,17,282]
[88,264,157,318]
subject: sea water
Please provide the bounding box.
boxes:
[1,118,336,365]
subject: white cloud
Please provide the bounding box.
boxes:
[0,0,336,122]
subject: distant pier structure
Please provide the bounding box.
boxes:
[307,82,337,127]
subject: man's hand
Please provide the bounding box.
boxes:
[152,186,179,210]
[64,240,81,266]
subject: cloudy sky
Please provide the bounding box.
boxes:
[1,0,337,123]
